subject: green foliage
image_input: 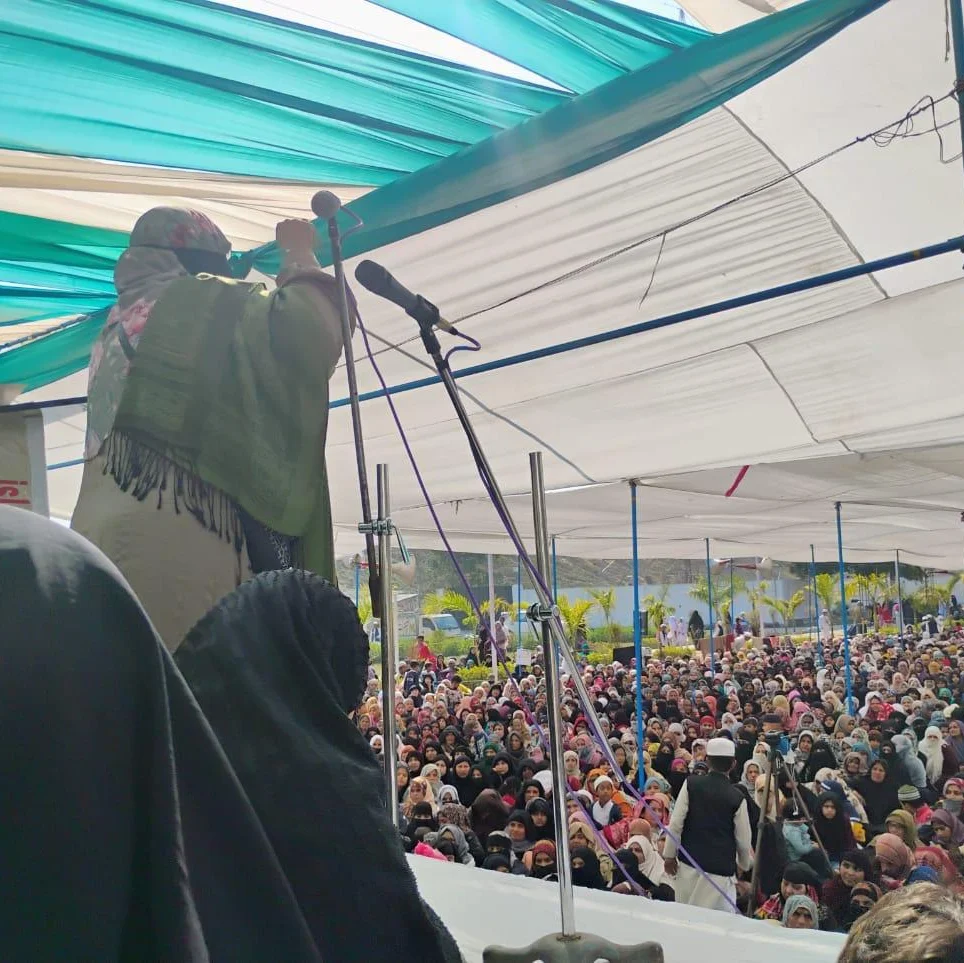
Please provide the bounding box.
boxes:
[355,588,373,626]
[690,570,747,625]
[556,594,595,637]
[641,585,675,640]
[587,624,633,645]
[847,572,892,629]
[458,663,516,684]
[745,580,768,635]
[813,573,840,630]
[761,589,806,629]
[589,588,620,643]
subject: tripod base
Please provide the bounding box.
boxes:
[483,934,664,962]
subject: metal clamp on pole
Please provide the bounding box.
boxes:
[369,464,398,826]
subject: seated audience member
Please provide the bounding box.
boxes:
[838,883,964,963]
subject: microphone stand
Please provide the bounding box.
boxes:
[401,295,662,961]
[325,212,380,615]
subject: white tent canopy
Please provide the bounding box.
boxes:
[29,0,964,567]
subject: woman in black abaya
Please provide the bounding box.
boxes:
[0,506,320,962]
[175,569,460,963]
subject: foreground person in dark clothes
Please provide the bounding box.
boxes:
[0,506,321,962]
[176,569,461,963]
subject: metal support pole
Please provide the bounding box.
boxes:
[329,213,380,615]
[374,464,398,826]
[705,538,715,674]
[630,481,645,792]
[895,549,904,637]
[807,548,814,645]
[529,452,576,938]
[551,535,558,602]
[811,544,821,667]
[354,557,361,608]
[488,553,498,679]
[517,555,524,648]
[835,502,854,715]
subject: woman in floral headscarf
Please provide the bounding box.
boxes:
[73,208,346,649]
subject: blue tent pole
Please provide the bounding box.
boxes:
[551,536,558,602]
[706,538,714,675]
[729,558,735,635]
[835,503,853,714]
[949,0,964,181]
[631,482,645,790]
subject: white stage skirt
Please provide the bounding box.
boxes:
[409,855,845,963]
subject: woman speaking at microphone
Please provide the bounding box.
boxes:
[72,207,347,650]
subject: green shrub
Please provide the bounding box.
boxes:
[458,663,516,684]
[434,636,477,658]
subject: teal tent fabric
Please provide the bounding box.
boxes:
[0,310,108,392]
[1,0,566,186]
[0,0,887,390]
[368,0,708,92]
[250,0,889,275]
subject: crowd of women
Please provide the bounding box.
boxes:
[365,624,964,933]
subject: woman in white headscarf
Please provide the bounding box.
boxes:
[920,726,953,790]
[627,834,666,888]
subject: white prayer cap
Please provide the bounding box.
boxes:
[706,737,736,758]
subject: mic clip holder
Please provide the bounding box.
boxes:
[527,602,560,623]
[408,296,444,358]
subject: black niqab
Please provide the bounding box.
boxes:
[0,507,320,962]
[175,569,459,963]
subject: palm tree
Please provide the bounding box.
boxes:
[356,589,373,627]
[762,590,805,631]
[556,594,595,640]
[745,580,769,635]
[589,587,619,643]
[813,573,839,633]
[690,570,747,628]
[847,572,892,629]
[641,587,676,652]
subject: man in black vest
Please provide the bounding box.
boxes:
[662,737,753,913]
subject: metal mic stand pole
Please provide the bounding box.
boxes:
[410,317,610,759]
[407,317,661,962]
[746,747,774,917]
[530,451,576,940]
[362,464,399,826]
[325,211,380,614]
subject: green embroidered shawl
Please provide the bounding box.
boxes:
[112,274,336,579]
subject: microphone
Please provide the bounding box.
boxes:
[311,190,343,221]
[354,259,457,333]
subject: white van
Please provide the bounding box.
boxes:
[419,613,464,637]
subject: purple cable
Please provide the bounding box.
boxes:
[354,312,534,714]
[354,311,738,912]
[567,790,648,898]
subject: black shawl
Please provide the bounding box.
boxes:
[175,569,459,963]
[0,507,320,962]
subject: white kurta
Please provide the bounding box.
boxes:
[662,779,753,914]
